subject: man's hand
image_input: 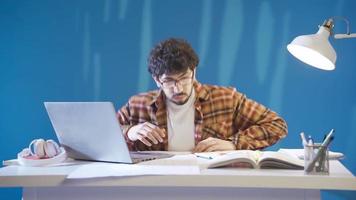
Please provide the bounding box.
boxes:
[127,122,165,146]
[193,137,236,152]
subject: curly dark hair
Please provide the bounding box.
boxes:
[148,38,199,77]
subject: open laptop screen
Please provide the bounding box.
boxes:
[44,102,134,163]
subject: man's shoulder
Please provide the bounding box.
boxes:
[201,83,243,98]
[197,83,246,110]
[128,89,160,106]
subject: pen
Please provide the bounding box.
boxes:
[307,135,315,157]
[322,129,334,145]
[195,154,213,160]
[307,135,314,146]
[300,132,307,146]
[303,134,313,161]
[317,129,335,171]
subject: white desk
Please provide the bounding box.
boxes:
[1,160,355,200]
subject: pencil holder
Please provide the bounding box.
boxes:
[304,143,329,175]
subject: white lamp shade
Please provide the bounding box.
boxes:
[287,26,337,70]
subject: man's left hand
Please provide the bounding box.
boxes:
[193,137,236,152]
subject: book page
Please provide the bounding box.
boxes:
[257,151,304,169]
[198,150,258,168]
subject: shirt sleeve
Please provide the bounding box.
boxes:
[230,91,288,150]
[117,103,136,151]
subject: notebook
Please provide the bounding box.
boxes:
[44,102,172,163]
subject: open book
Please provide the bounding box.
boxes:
[195,150,304,169]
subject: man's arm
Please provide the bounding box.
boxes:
[230,92,288,150]
[117,103,165,150]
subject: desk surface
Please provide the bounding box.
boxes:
[1,159,355,191]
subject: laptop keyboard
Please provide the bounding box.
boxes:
[130,152,173,162]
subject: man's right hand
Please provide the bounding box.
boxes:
[127,122,166,146]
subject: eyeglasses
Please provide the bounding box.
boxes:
[159,71,194,88]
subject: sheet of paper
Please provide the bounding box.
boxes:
[278,148,344,160]
[67,154,200,179]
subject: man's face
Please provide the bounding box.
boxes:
[154,69,195,105]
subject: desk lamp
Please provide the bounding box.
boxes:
[287,17,356,70]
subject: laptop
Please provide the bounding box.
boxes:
[44,102,173,163]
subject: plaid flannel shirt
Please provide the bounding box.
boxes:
[117,81,287,151]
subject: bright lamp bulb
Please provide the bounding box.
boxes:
[287,44,335,70]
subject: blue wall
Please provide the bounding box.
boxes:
[1,0,355,199]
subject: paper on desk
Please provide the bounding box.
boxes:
[67,154,200,179]
[278,148,344,160]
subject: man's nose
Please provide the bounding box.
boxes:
[173,82,183,93]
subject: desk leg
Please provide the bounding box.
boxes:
[23,187,320,200]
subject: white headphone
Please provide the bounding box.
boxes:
[28,139,61,158]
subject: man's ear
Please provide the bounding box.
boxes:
[152,76,161,88]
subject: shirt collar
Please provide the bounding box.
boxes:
[193,81,210,101]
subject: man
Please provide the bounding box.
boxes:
[117,38,287,152]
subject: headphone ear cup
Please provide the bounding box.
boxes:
[44,142,57,158]
[47,140,60,152]
[30,139,46,158]
[44,140,60,158]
